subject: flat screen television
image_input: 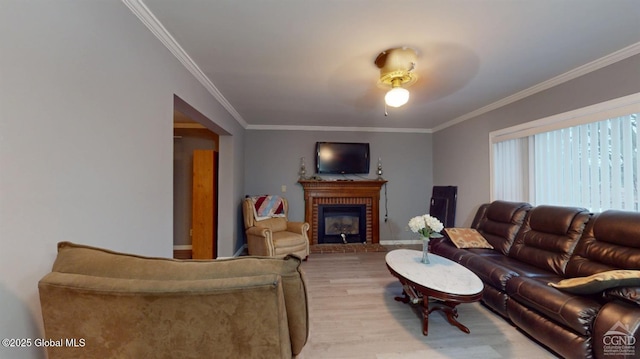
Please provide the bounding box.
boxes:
[315,142,370,174]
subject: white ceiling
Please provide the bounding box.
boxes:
[135,0,640,131]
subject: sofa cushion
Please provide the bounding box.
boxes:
[273,231,308,248]
[507,276,601,336]
[463,255,518,291]
[566,210,640,278]
[444,228,494,249]
[465,247,499,259]
[486,200,528,223]
[508,205,590,276]
[465,252,561,291]
[255,217,288,232]
[430,238,479,264]
[476,201,531,255]
[549,270,640,294]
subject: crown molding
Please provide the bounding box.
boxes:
[245,124,433,133]
[490,92,640,142]
[433,41,640,133]
[125,1,638,134]
[122,0,248,129]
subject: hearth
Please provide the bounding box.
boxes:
[318,204,366,244]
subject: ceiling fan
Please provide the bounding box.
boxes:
[374,47,419,108]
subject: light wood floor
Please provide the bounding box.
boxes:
[296,251,559,359]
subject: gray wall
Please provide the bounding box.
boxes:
[434,54,640,226]
[244,130,433,242]
[0,2,245,358]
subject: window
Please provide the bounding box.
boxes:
[491,94,640,212]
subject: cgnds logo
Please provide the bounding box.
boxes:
[603,321,636,356]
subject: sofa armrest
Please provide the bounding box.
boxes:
[593,300,640,358]
[471,203,491,229]
[246,226,275,256]
[39,272,292,359]
[286,221,309,235]
[606,287,640,306]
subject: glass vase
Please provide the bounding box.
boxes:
[421,238,430,264]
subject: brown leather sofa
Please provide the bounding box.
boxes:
[431,201,640,359]
[38,242,309,359]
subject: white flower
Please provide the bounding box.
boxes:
[407,214,444,238]
[408,216,425,232]
[424,215,444,233]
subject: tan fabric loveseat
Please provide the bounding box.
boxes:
[38,242,309,359]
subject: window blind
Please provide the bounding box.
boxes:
[489,94,640,212]
[533,115,638,211]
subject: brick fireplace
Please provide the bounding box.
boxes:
[298,180,387,245]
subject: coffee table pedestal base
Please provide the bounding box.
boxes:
[393,282,480,336]
[427,301,469,335]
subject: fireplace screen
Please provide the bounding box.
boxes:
[318,204,366,244]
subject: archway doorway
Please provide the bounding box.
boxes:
[173,100,219,259]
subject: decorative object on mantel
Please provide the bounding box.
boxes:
[376,157,384,180]
[408,214,444,264]
[298,157,307,180]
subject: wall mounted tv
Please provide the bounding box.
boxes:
[315,142,370,174]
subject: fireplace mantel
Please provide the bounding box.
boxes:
[298,180,387,244]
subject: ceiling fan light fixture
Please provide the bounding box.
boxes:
[385,86,410,108]
[375,47,418,109]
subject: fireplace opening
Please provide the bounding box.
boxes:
[318,204,366,244]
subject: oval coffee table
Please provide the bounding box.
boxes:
[385,249,483,336]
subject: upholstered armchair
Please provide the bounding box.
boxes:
[242,196,310,259]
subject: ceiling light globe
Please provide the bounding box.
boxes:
[385,87,410,107]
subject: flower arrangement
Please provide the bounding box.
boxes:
[408,214,444,239]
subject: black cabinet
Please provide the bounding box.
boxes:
[429,186,457,228]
